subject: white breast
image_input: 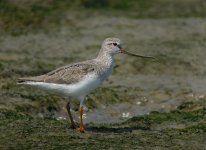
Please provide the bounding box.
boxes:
[24,73,102,98]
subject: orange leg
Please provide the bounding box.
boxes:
[78,106,85,133]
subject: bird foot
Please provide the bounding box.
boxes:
[70,124,85,133]
[76,127,85,133]
[70,124,77,129]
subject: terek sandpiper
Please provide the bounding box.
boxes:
[18,37,154,133]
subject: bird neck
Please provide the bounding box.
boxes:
[96,48,114,67]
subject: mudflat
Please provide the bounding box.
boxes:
[0,1,206,149]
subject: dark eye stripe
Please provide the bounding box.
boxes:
[113,43,117,46]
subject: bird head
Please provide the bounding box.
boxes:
[102,37,155,59]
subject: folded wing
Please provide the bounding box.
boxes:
[18,61,97,85]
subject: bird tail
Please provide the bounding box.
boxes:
[17,76,45,84]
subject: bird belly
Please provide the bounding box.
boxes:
[24,73,102,98]
[65,73,102,97]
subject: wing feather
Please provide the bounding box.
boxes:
[18,61,97,84]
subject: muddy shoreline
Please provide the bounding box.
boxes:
[1,0,206,149]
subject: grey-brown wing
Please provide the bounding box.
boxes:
[43,62,96,84]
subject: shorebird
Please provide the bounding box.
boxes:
[18,38,154,133]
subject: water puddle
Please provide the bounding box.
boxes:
[84,99,179,123]
[55,98,180,124]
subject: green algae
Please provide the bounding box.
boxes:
[1,0,206,35]
[0,100,205,149]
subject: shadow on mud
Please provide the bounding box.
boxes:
[86,126,150,133]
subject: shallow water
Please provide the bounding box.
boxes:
[84,100,179,123]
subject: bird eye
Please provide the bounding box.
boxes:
[113,43,117,46]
